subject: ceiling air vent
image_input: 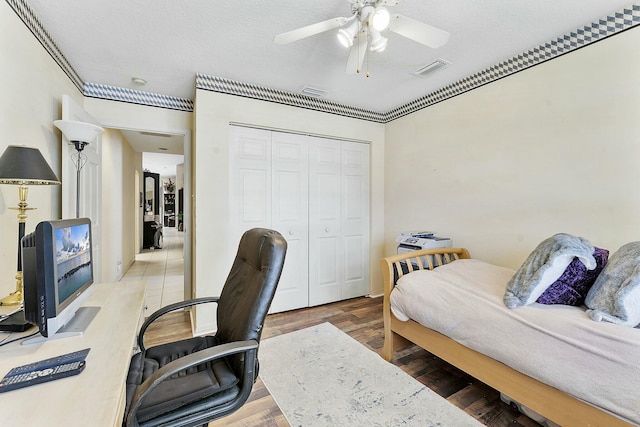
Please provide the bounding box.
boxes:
[300,86,328,98]
[411,59,451,78]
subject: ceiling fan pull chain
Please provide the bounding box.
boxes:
[365,28,370,77]
[357,28,362,73]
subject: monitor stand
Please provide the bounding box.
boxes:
[21,306,101,345]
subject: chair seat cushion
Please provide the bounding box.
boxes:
[126,336,240,423]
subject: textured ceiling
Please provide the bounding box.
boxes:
[120,129,184,175]
[25,0,635,114]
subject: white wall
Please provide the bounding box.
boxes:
[120,133,139,277]
[100,128,124,282]
[176,163,184,190]
[99,128,139,281]
[0,3,83,298]
[193,91,385,334]
[384,27,640,270]
[85,99,193,135]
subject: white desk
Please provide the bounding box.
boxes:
[0,280,146,427]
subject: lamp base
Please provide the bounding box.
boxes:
[0,310,32,332]
[0,271,23,306]
[0,290,23,306]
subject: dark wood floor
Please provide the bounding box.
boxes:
[144,296,540,427]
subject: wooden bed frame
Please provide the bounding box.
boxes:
[380,247,632,427]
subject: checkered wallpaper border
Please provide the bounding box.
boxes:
[195,75,385,122]
[84,83,194,112]
[9,1,640,121]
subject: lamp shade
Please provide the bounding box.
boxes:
[54,120,104,143]
[0,145,60,185]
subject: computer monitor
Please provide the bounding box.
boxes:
[22,218,99,343]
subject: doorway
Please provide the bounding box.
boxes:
[119,128,192,303]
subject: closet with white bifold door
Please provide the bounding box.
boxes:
[228,125,370,313]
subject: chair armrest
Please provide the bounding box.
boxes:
[138,296,219,351]
[125,340,259,427]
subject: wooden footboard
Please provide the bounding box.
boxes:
[381,247,470,360]
[380,248,632,427]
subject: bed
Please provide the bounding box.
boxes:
[381,247,639,427]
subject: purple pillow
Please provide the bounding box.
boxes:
[537,247,609,306]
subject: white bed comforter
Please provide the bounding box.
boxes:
[390,259,640,425]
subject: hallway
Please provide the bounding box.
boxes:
[121,226,185,316]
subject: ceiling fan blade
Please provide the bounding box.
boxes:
[345,33,368,74]
[387,14,450,48]
[274,17,348,45]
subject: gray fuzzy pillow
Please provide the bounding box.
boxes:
[504,233,595,309]
[585,242,640,327]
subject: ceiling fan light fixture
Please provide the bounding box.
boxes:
[371,7,390,31]
[337,29,352,48]
[369,29,388,52]
[337,21,360,48]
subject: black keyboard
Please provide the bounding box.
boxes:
[0,361,85,392]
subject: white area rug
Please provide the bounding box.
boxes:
[259,322,483,427]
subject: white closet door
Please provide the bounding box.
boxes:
[231,126,370,312]
[269,132,309,313]
[309,138,370,305]
[341,141,370,299]
[229,126,308,313]
[228,126,271,248]
[308,137,343,305]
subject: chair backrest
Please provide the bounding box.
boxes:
[215,228,287,355]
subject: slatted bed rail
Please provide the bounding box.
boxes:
[388,247,470,281]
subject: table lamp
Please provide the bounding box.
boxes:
[0,145,60,306]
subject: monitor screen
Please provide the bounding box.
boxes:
[56,222,92,307]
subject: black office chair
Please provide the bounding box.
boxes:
[124,228,287,427]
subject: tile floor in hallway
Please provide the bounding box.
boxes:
[121,226,185,316]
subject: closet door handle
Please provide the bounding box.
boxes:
[289,230,295,236]
[325,228,329,233]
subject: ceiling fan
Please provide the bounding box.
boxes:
[273,0,450,75]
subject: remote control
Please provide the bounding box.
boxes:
[0,361,86,392]
[4,348,90,377]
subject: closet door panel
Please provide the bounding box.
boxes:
[344,234,365,280]
[269,132,309,312]
[229,126,271,249]
[309,138,343,306]
[268,234,306,313]
[341,142,370,299]
[317,236,339,286]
